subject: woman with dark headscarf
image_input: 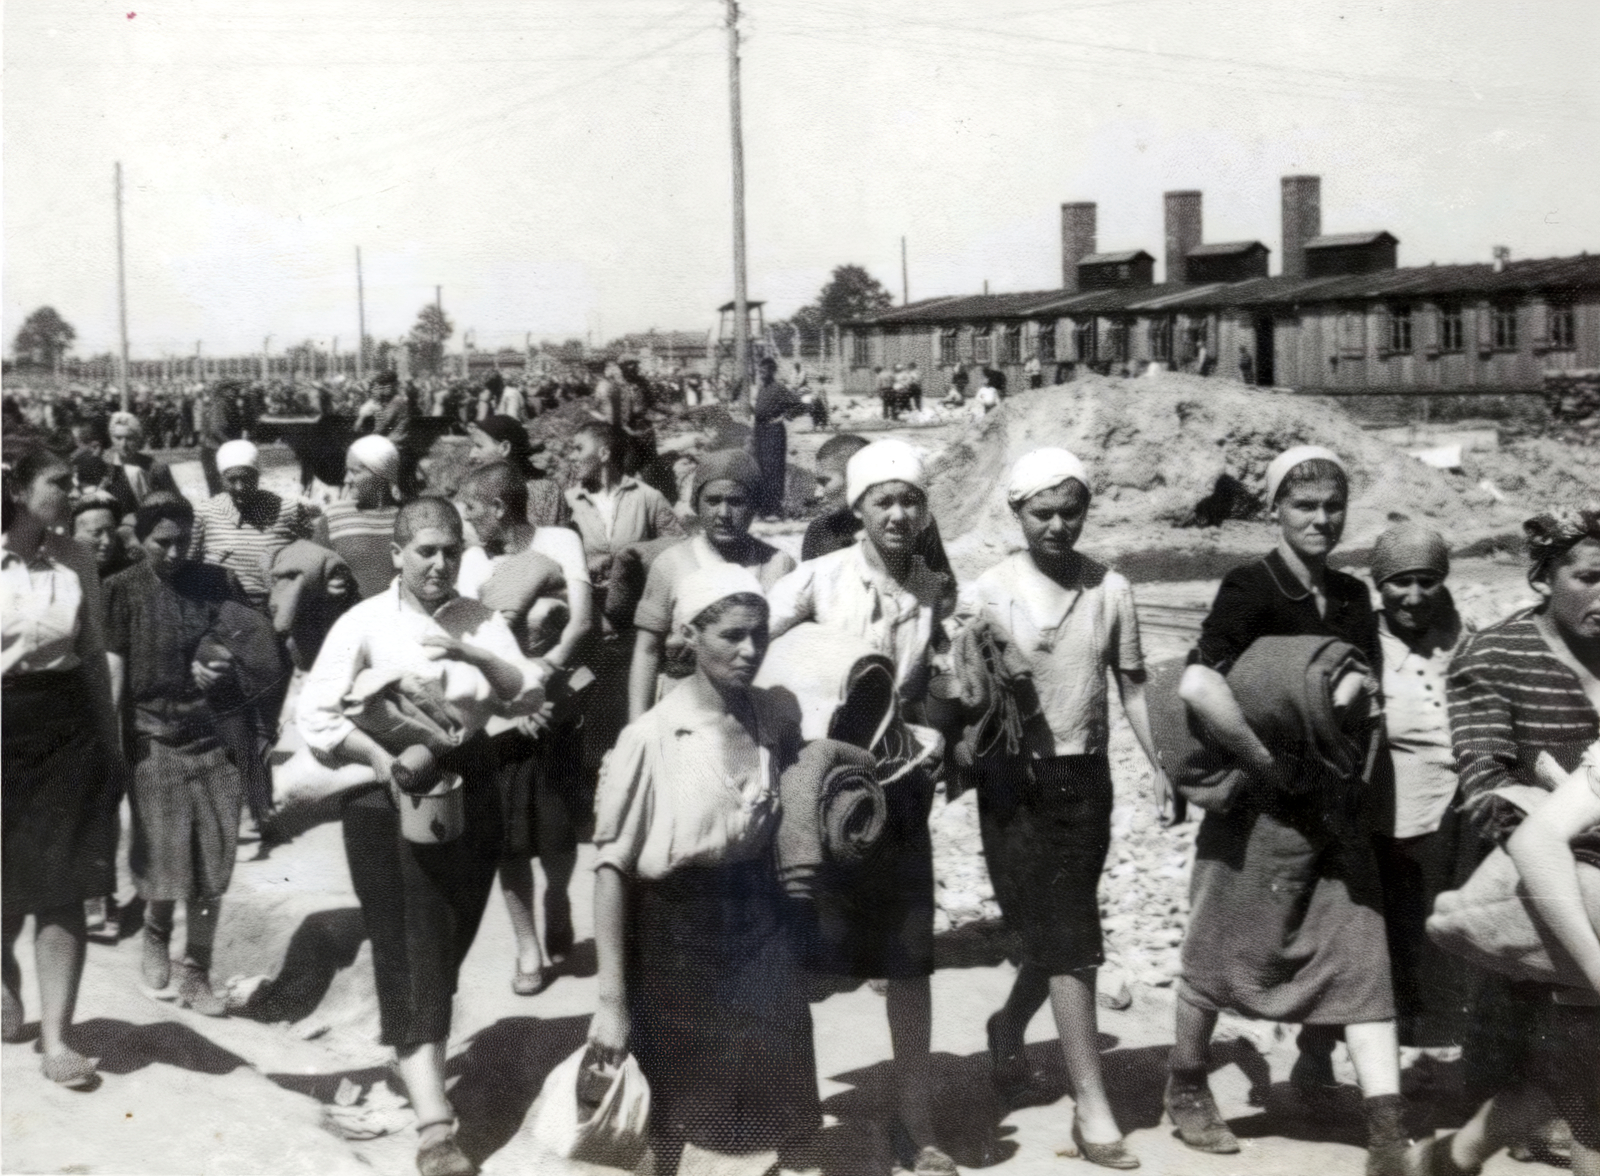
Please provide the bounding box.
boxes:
[627,448,795,719]
[2,446,126,1090]
[468,414,570,529]
[1439,503,1600,1175]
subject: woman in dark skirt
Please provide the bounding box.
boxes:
[1169,446,1405,1175]
[588,566,819,1176]
[2,445,126,1090]
[964,448,1168,1170]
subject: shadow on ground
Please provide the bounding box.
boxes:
[75,1017,250,1077]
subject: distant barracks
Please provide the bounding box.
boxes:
[839,174,1600,396]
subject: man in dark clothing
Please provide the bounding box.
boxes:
[197,383,241,497]
[751,356,809,521]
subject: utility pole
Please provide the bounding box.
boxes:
[726,0,750,402]
[355,247,367,383]
[901,236,909,306]
[114,162,131,410]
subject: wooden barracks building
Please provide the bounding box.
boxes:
[838,175,1600,397]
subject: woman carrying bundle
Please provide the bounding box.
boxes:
[1432,504,1600,1176]
[963,448,1168,1169]
[587,565,819,1176]
[767,438,957,1176]
[1170,446,1406,1175]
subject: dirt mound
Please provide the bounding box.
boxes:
[925,372,1527,580]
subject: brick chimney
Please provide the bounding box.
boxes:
[1060,202,1097,293]
[1164,189,1202,285]
[1281,175,1322,280]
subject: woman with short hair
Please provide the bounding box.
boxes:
[588,565,819,1176]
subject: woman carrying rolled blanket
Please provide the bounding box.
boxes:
[588,565,819,1176]
[767,438,958,1176]
[963,448,1168,1170]
[1170,446,1406,1175]
[2,445,126,1091]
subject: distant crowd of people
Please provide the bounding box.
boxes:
[2,362,1597,1176]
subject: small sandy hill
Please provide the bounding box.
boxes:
[925,372,1526,580]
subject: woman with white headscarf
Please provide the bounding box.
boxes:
[766,438,959,1176]
[962,448,1163,1169]
[313,434,406,599]
[587,565,819,1176]
[1167,445,1406,1175]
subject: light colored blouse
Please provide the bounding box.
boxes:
[593,685,795,881]
[966,551,1144,757]
[1,531,88,676]
[766,540,948,699]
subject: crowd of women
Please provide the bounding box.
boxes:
[3,395,1597,1176]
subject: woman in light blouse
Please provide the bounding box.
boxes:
[2,445,127,1091]
[964,448,1167,1170]
[588,565,819,1176]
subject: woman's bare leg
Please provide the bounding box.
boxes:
[497,858,544,976]
[34,903,87,1058]
[1345,1020,1401,1098]
[1048,970,1121,1143]
[396,1040,454,1133]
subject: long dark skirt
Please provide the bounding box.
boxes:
[1180,800,1395,1025]
[2,670,116,919]
[627,857,820,1167]
[341,735,501,1049]
[978,754,1114,974]
[751,420,787,516]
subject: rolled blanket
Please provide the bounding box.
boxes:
[775,738,886,900]
[479,547,568,655]
[753,624,897,750]
[602,535,687,631]
[342,668,466,759]
[1175,634,1378,814]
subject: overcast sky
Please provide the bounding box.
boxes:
[5,0,1597,358]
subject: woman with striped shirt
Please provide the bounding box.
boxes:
[313,435,405,600]
[1445,503,1600,1169]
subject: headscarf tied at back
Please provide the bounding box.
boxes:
[692,448,762,509]
[672,564,766,631]
[1524,502,1600,587]
[1370,524,1451,585]
[1006,447,1089,508]
[845,438,925,509]
[1264,445,1346,507]
[347,434,402,491]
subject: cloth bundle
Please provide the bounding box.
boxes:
[774,738,887,900]
[602,536,687,631]
[478,547,569,656]
[753,625,898,751]
[269,539,358,670]
[1428,757,1600,993]
[196,597,292,717]
[946,616,1040,770]
[1175,634,1378,815]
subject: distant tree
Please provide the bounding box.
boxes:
[13,306,76,369]
[409,304,455,375]
[814,265,894,325]
[789,304,827,356]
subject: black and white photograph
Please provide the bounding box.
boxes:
[3,2,1598,1174]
